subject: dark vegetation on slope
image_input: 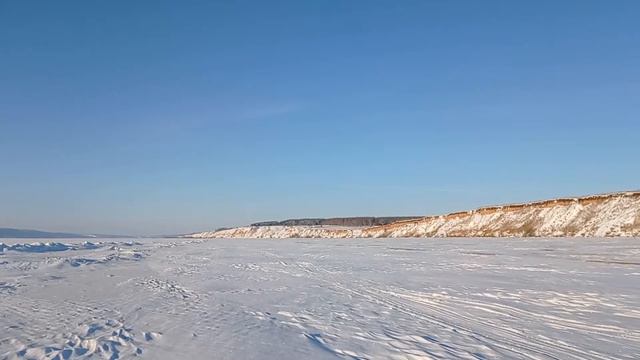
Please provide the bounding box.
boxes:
[251,217,422,227]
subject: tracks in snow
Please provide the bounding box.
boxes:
[2,237,639,359]
[255,252,639,360]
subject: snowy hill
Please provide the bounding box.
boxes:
[0,228,91,238]
[188,191,640,238]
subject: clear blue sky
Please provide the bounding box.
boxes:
[1,1,639,235]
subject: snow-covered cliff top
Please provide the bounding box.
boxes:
[187,191,640,238]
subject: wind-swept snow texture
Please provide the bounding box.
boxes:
[189,191,640,238]
[1,237,639,359]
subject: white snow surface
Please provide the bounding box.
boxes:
[1,237,639,359]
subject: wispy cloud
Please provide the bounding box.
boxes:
[238,102,303,120]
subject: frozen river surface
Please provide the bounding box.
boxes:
[1,237,639,359]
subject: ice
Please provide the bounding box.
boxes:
[1,237,639,359]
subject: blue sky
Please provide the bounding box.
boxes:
[1,1,639,235]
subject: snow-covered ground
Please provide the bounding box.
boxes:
[1,237,639,359]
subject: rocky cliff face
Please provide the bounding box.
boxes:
[187,191,640,238]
